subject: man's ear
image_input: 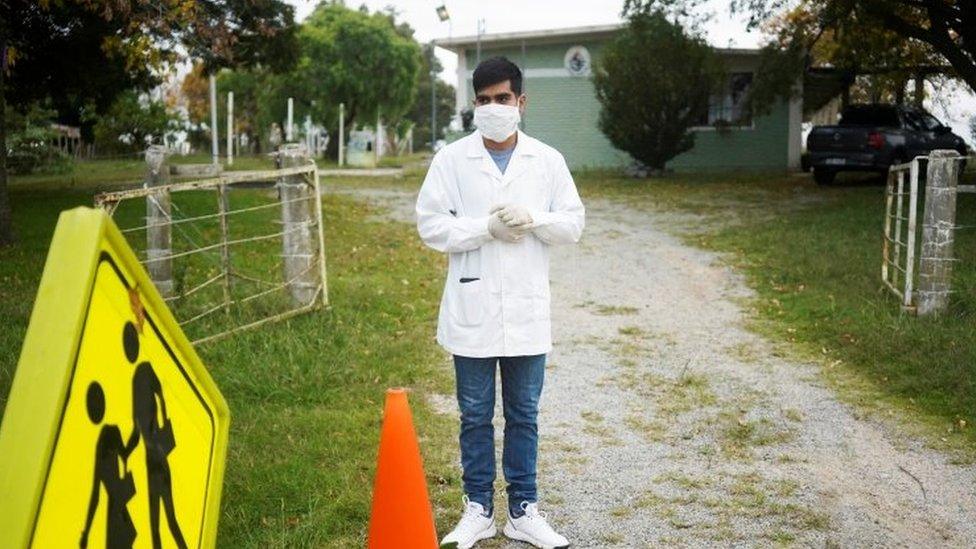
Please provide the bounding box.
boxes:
[518,94,527,113]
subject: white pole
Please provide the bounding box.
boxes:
[375,110,381,165]
[339,103,345,167]
[305,114,312,153]
[209,74,218,165]
[287,97,294,142]
[226,91,234,166]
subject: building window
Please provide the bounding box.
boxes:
[696,72,753,128]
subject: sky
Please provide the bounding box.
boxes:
[285,0,975,145]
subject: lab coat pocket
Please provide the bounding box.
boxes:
[450,278,487,326]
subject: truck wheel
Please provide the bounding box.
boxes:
[813,168,836,186]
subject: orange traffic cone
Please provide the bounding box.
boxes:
[367,388,439,548]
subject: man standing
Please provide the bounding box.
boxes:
[416,57,584,549]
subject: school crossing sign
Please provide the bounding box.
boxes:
[0,207,230,548]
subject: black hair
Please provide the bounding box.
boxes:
[472,56,523,95]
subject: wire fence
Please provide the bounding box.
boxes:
[882,152,974,314]
[95,152,328,344]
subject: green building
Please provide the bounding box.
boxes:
[437,24,803,171]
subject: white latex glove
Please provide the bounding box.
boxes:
[490,203,533,228]
[488,213,530,243]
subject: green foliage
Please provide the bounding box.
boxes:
[622,0,706,21]
[5,126,71,176]
[593,11,721,171]
[748,0,975,93]
[207,3,423,157]
[408,44,456,148]
[93,91,176,154]
[186,0,299,74]
[626,0,976,114]
[1,2,161,137]
[749,41,805,117]
[214,68,277,152]
[5,104,72,175]
[296,2,422,129]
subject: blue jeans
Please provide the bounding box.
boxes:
[453,354,546,518]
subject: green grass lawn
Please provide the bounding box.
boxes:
[1,166,463,546]
[576,169,976,454]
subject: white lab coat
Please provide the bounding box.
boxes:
[415,130,585,358]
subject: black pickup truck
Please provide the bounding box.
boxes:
[806,104,968,185]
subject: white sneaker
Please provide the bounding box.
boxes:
[440,496,496,549]
[503,502,570,548]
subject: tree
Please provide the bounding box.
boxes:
[183,0,300,74]
[593,11,721,172]
[409,44,456,148]
[0,1,174,244]
[626,0,976,94]
[185,3,421,159]
[180,64,212,128]
[739,1,975,93]
[753,2,955,114]
[94,91,176,154]
[0,0,297,245]
[216,68,269,152]
[5,103,72,175]
[294,2,422,135]
[178,63,275,152]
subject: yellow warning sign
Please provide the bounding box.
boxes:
[0,207,229,548]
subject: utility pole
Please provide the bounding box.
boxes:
[476,18,485,65]
[375,110,381,165]
[433,5,451,151]
[226,91,233,166]
[287,97,294,142]
[209,74,219,165]
[430,43,437,150]
[338,102,345,167]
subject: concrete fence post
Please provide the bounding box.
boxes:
[145,145,173,297]
[276,143,318,305]
[916,149,960,316]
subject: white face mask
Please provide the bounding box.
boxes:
[474,103,521,142]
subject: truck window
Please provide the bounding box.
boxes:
[901,111,924,131]
[918,113,942,131]
[839,106,900,127]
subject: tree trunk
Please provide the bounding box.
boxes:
[324,104,357,162]
[840,71,854,108]
[914,72,925,107]
[0,40,14,246]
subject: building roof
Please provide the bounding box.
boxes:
[434,23,761,56]
[435,24,625,51]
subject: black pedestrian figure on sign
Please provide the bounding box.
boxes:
[81,381,137,549]
[121,321,187,549]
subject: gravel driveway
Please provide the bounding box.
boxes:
[337,183,976,548]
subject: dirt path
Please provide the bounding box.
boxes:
[338,184,976,548]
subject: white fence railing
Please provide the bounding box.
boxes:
[882,157,921,310]
[882,151,973,314]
